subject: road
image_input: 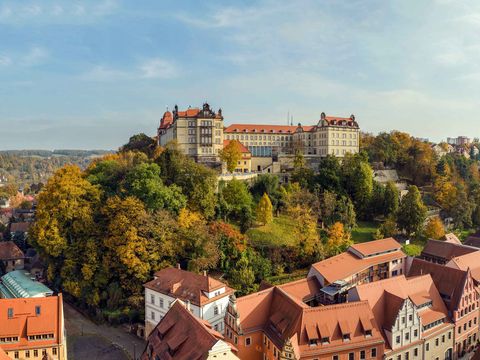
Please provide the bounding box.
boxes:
[64,302,146,360]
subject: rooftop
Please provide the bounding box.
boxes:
[144,267,234,307]
[421,239,477,262]
[0,270,53,298]
[0,241,24,260]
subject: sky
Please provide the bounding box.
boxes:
[1,0,480,150]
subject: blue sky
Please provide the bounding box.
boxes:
[1,0,480,150]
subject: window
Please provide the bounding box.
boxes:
[42,350,46,356]
[150,294,155,304]
[159,298,164,308]
[245,337,251,346]
[214,306,219,316]
[409,314,413,321]
[405,352,409,360]
[371,348,377,357]
[14,352,18,359]
[333,356,339,360]
[360,350,365,359]
[151,311,155,320]
[52,348,57,355]
[405,332,409,340]
[7,308,13,318]
[426,343,429,351]
[25,351,30,358]
[402,317,406,324]
[396,335,400,344]
[349,353,354,360]
[414,329,418,337]
[414,348,418,357]
[435,338,439,346]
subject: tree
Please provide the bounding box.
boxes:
[289,205,323,263]
[384,181,399,215]
[424,217,445,240]
[397,185,427,237]
[256,193,273,225]
[220,140,243,173]
[316,155,342,193]
[375,215,398,239]
[120,133,157,157]
[228,254,256,296]
[125,162,186,214]
[219,179,253,224]
[291,151,314,189]
[325,222,352,257]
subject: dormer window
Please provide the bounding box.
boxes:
[321,337,329,344]
[365,330,372,337]
[309,339,318,346]
[343,334,350,342]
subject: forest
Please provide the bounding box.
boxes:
[27,132,480,323]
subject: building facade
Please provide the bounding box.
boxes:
[0,241,24,274]
[142,300,238,360]
[157,103,224,163]
[0,294,67,360]
[143,267,234,337]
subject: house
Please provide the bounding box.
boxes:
[222,140,252,173]
[0,199,9,209]
[446,251,480,285]
[143,267,234,337]
[419,239,477,265]
[224,280,384,360]
[349,275,455,360]
[0,294,67,360]
[431,143,454,158]
[408,258,479,357]
[308,238,406,303]
[0,270,53,298]
[141,299,238,360]
[444,233,462,245]
[464,230,480,249]
[0,241,25,274]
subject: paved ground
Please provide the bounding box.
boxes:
[64,303,146,360]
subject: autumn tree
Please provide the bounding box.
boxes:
[220,140,243,173]
[289,205,323,263]
[325,222,352,257]
[256,193,273,225]
[424,217,445,240]
[397,185,427,237]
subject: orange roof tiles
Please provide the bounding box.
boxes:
[144,268,234,307]
[0,347,9,360]
[141,300,235,360]
[421,239,477,262]
[444,233,462,245]
[0,241,24,260]
[447,251,480,282]
[277,277,321,304]
[311,245,405,285]
[223,140,250,154]
[225,124,299,134]
[349,238,402,257]
[0,294,63,351]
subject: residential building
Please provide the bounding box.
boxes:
[0,199,9,209]
[447,136,472,146]
[0,294,67,359]
[224,278,384,360]
[224,112,360,158]
[0,270,53,299]
[141,299,238,360]
[157,103,225,163]
[222,140,252,173]
[143,267,234,337]
[419,239,477,265]
[349,275,454,360]
[308,238,406,303]
[409,258,479,358]
[431,143,454,158]
[464,230,480,249]
[0,241,24,274]
[446,251,480,285]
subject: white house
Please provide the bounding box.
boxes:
[144,266,234,337]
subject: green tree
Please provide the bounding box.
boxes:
[219,179,254,223]
[397,185,427,237]
[220,140,243,173]
[120,133,157,157]
[256,193,273,225]
[291,151,314,189]
[384,181,400,215]
[316,155,342,193]
[228,254,257,296]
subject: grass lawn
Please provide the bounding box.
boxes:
[246,214,298,247]
[351,221,379,243]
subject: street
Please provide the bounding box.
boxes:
[64,303,146,360]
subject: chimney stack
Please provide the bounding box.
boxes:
[185,300,191,311]
[177,263,181,270]
[203,270,207,277]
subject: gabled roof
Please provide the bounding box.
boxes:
[141,300,236,360]
[0,294,63,351]
[444,233,462,245]
[408,258,468,312]
[277,277,321,304]
[349,238,402,258]
[353,275,450,349]
[421,239,477,261]
[143,268,234,307]
[9,222,31,233]
[0,241,24,260]
[446,251,480,283]
[225,124,298,134]
[311,239,405,284]
[223,140,250,154]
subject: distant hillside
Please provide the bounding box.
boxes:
[0,149,114,187]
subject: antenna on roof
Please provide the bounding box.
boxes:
[287,110,290,126]
[290,115,293,126]
[166,105,169,111]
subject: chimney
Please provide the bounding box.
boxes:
[177,263,181,270]
[185,300,191,311]
[203,270,207,277]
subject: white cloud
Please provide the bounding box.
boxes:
[140,58,177,79]
[21,46,49,66]
[80,58,178,81]
[0,55,11,66]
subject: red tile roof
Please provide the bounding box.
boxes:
[447,251,480,282]
[9,222,32,233]
[223,140,250,154]
[225,124,299,134]
[141,300,235,360]
[0,294,64,351]
[444,233,462,245]
[0,241,24,260]
[421,239,477,262]
[144,268,234,307]
[0,347,9,360]
[311,239,405,284]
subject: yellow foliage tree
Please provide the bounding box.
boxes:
[219,140,242,173]
[434,177,457,212]
[325,222,352,257]
[424,216,445,240]
[289,205,320,257]
[178,208,203,229]
[256,193,273,225]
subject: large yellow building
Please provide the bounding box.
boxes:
[158,105,360,169]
